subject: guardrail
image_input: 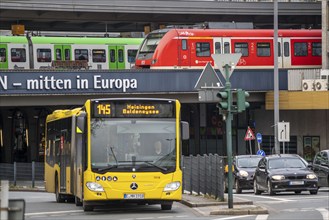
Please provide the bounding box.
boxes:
[0,162,44,188]
[182,154,225,201]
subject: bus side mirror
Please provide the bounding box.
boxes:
[181,121,189,140]
[76,114,86,134]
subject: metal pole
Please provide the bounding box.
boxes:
[32,161,35,188]
[224,64,233,209]
[274,0,280,154]
[14,162,17,186]
[0,180,9,220]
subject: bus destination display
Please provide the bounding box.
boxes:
[92,101,175,118]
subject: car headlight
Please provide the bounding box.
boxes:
[164,181,181,192]
[239,170,248,177]
[271,175,285,181]
[306,174,317,179]
[86,182,104,192]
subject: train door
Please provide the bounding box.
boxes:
[109,45,125,69]
[0,44,8,69]
[212,38,231,68]
[281,38,291,68]
[179,39,191,68]
[54,45,72,61]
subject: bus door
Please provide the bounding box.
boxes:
[281,38,291,68]
[54,45,72,61]
[109,45,125,69]
[179,39,191,68]
[59,130,67,193]
[0,44,8,69]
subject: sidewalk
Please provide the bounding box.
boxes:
[181,193,268,215]
[7,181,268,215]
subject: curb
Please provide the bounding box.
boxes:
[180,200,253,208]
[210,206,269,215]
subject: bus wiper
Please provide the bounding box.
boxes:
[143,161,167,171]
[97,165,118,172]
[110,147,118,166]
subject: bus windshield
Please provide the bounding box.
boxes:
[139,32,166,53]
[90,118,176,173]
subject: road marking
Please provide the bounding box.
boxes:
[25,210,83,216]
[235,194,293,202]
[255,215,269,220]
[316,208,329,220]
[213,215,250,220]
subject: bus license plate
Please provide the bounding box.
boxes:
[290,181,304,185]
[124,194,144,199]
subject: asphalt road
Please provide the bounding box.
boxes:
[7,188,329,220]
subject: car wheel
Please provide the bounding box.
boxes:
[161,204,172,210]
[253,179,261,195]
[235,179,242,194]
[310,190,318,195]
[294,191,301,194]
[267,180,275,195]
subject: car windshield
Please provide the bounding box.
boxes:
[268,158,307,169]
[237,157,262,168]
[90,118,176,173]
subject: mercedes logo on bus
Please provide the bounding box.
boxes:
[130,182,138,190]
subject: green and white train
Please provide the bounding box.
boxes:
[0,36,143,70]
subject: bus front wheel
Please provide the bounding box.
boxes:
[83,202,94,212]
[161,204,172,210]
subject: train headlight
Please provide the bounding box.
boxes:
[163,181,181,192]
[151,59,157,64]
[86,182,104,192]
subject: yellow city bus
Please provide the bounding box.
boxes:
[44,98,189,211]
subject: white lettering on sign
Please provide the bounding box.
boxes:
[0,76,7,90]
[93,75,137,92]
[27,76,72,90]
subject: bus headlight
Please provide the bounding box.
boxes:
[86,182,104,192]
[164,181,181,192]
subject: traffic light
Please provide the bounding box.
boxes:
[217,91,229,110]
[236,89,250,112]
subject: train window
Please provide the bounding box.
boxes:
[92,49,106,63]
[75,49,88,61]
[0,48,6,62]
[128,49,137,63]
[224,42,230,54]
[118,49,124,63]
[284,42,290,57]
[64,49,70,60]
[312,42,321,56]
[294,42,307,56]
[110,49,115,62]
[257,43,270,57]
[278,42,281,57]
[182,40,187,50]
[196,42,210,57]
[234,43,248,56]
[55,49,61,61]
[215,42,221,54]
[11,48,26,62]
[37,49,51,62]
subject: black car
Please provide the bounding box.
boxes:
[253,154,318,195]
[312,150,329,188]
[224,155,263,193]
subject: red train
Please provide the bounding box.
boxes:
[134,28,321,69]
